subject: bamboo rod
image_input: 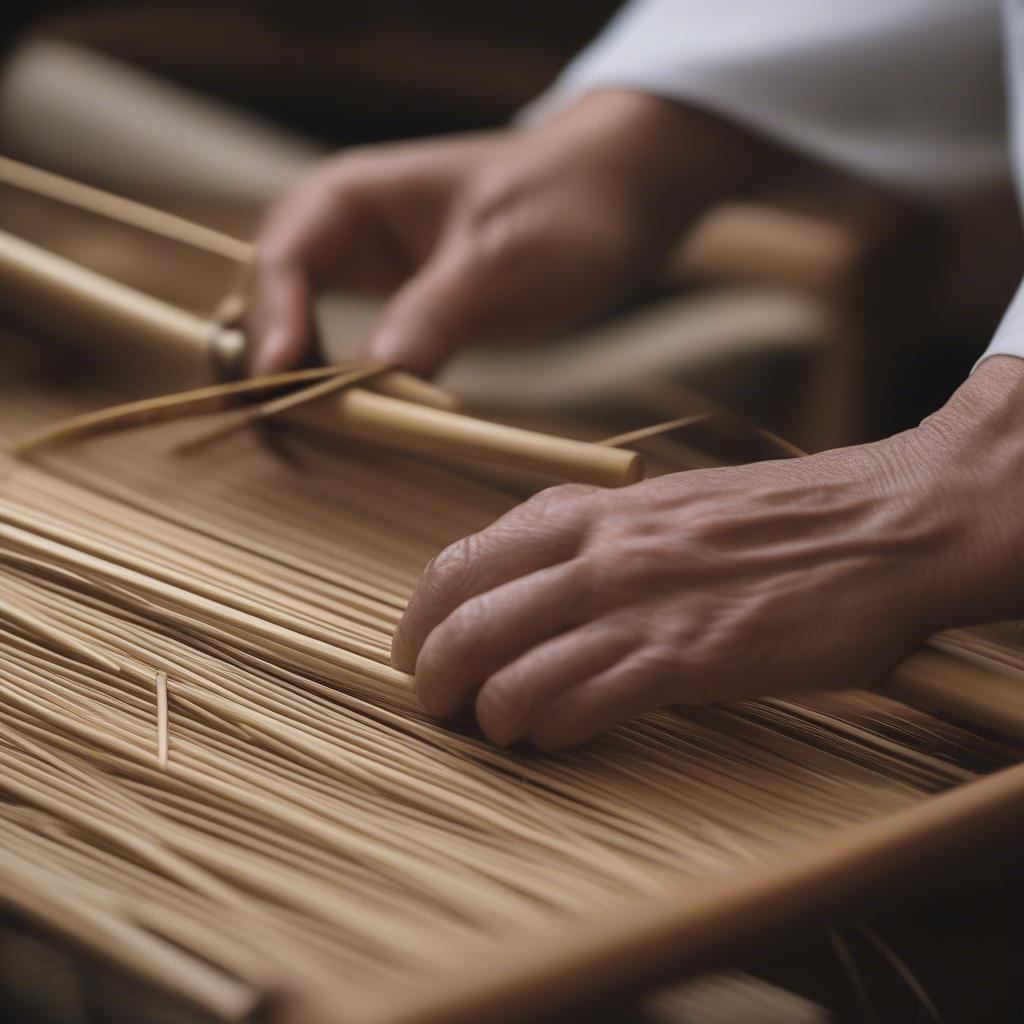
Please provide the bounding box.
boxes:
[288,388,644,487]
[0,154,253,261]
[0,226,455,414]
[0,228,242,376]
[174,362,393,456]
[887,644,1024,740]
[12,365,642,485]
[360,759,1024,1024]
[0,229,636,482]
[0,161,457,411]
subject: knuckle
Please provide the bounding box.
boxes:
[523,483,594,520]
[423,534,479,596]
[569,551,616,607]
[306,149,375,192]
[640,632,718,706]
[455,176,543,259]
[634,639,685,682]
[252,243,295,278]
[458,171,515,224]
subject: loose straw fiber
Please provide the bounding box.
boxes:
[0,373,1019,1022]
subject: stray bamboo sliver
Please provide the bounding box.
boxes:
[174,362,395,456]
[156,670,169,770]
[10,366,342,455]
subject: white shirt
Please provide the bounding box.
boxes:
[531,0,1024,363]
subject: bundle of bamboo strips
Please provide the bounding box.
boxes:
[0,365,1020,1022]
[1,162,1023,1019]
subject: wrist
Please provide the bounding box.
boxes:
[904,356,1024,627]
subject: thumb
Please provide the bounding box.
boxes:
[246,259,318,377]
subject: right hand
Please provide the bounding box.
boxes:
[246,90,775,377]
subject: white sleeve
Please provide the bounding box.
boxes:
[979,3,1024,366]
[979,281,1024,363]
[526,0,1007,201]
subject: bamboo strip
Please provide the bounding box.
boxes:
[174,362,394,455]
[156,670,169,769]
[13,361,640,484]
[0,591,121,672]
[0,349,1020,1020]
[0,154,253,261]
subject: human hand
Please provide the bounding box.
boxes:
[393,358,1024,748]
[247,90,779,377]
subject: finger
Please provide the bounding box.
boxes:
[246,178,363,375]
[366,212,561,376]
[526,651,680,751]
[474,620,637,747]
[414,560,588,718]
[246,261,316,376]
[391,485,595,672]
[366,243,488,375]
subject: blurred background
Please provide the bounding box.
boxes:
[0,4,1023,1023]
[2,0,1022,452]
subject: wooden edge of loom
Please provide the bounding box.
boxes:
[340,758,1024,1024]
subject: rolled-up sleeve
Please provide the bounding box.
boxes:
[527,0,1008,201]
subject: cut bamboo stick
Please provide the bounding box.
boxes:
[0,228,243,376]
[0,227,456,414]
[288,388,644,487]
[156,670,169,770]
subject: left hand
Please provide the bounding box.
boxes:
[392,359,1024,749]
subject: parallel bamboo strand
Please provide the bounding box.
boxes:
[0,320,1020,1022]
